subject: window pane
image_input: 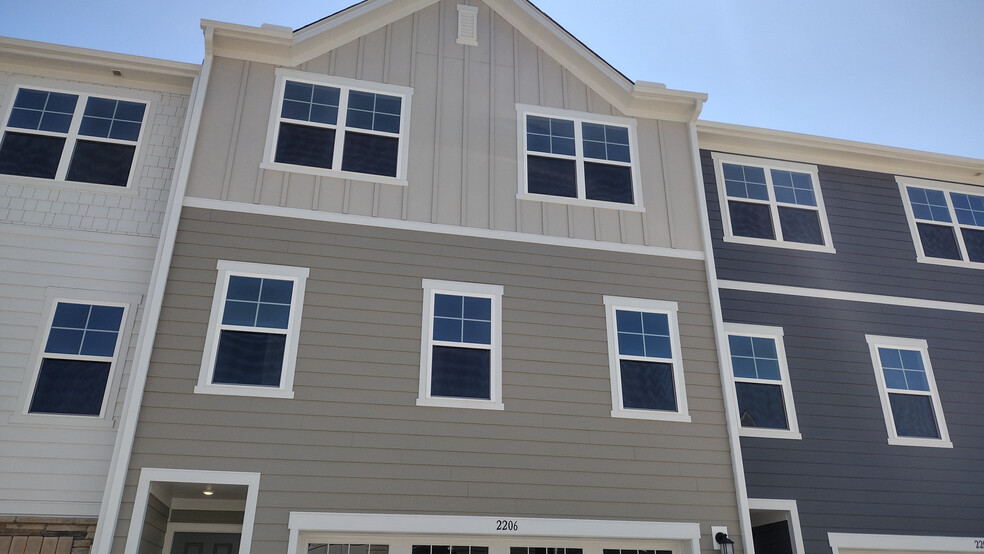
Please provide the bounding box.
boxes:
[527,155,576,198]
[340,132,399,177]
[29,359,111,416]
[729,200,775,239]
[619,360,676,411]
[582,123,630,163]
[430,346,491,399]
[346,91,402,133]
[916,222,961,260]
[9,89,78,132]
[0,132,65,179]
[526,115,574,156]
[87,305,124,331]
[736,382,788,429]
[723,163,768,200]
[584,162,633,204]
[907,187,951,222]
[80,98,145,141]
[777,206,824,245]
[66,140,136,186]
[275,123,335,169]
[213,330,286,387]
[260,278,294,304]
[889,393,940,438]
[961,228,984,263]
[771,169,816,207]
[80,329,120,357]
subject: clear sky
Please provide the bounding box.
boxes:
[2,0,981,159]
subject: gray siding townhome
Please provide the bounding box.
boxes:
[0,39,197,551]
[697,121,984,554]
[92,2,746,554]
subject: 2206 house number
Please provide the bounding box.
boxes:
[496,520,519,531]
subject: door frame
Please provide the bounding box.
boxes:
[163,523,244,554]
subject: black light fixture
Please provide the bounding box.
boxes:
[714,531,735,554]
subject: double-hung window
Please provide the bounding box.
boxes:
[0,87,147,187]
[264,69,412,185]
[897,177,984,268]
[197,261,309,399]
[518,105,641,208]
[418,280,503,410]
[725,324,800,439]
[603,296,689,422]
[27,300,128,417]
[865,335,951,448]
[712,153,834,252]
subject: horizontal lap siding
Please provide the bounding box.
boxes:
[720,289,984,553]
[118,207,739,552]
[700,150,984,305]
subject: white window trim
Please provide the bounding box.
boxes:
[896,176,984,269]
[864,334,952,448]
[0,83,152,190]
[195,260,309,399]
[13,290,140,427]
[261,68,413,187]
[123,468,260,554]
[287,512,701,554]
[748,499,805,554]
[725,323,801,440]
[417,279,504,410]
[828,532,981,554]
[515,104,645,212]
[603,296,689,422]
[711,152,835,253]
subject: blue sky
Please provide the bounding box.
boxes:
[2,0,981,159]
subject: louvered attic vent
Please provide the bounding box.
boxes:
[457,5,478,46]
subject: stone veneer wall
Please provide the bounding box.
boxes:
[0,518,96,554]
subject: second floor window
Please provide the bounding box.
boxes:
[898,177,984,268]
[265,70,412,185]
[0,87,147,187]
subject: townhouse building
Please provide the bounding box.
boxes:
[697,121,984,554]
[90,1,747,554]
[0,38,197,551]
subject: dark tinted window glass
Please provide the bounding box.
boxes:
[752,520,794,554]
[341,132,399,177]
[29,359,111,416]
[430,346,490,399]
[729,200,775,240]
[916,222,961,260]
[8,89,78,132]
[777,206,824,244]
[66,140,136,186]
[527,155,576,198]
[584,162,633,204]
[889,393,939,438]
[620,360,675,411]
[213,330,286,387]
[275,123,335,169]
[961,228,984,262]
[736,382,788,429]
[0,132,64,179]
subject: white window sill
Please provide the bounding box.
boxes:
[611,408,691,423]
[516,193,645,212]
[914,253,984,270]
[739,427,802,440]
[194,384,295,399]
[888,436,953,449]
[417,397,504,411]
[6,411,117,429]
[0,173,140,195]
[722,234,836,253]
[260,161,407,187]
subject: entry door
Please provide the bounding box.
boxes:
[170,532,241,554]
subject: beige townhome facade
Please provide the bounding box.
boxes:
[89,1,747,553]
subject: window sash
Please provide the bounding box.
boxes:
[725,324,801,439]
[903,183,984,265]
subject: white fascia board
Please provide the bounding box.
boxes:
[828,532,981,553]
[697,120,984,186]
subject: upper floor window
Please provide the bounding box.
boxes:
[603,296,689,422]
[196,261,309,399]
[263,69,412,186]
[517,105,642,210]
[27,300,128,417]
[711,153,834,252]
[897,177,984,269]
[0,87,147,187]
[417,280,503,410]
[726,323,800,439]
[865,335,952,448]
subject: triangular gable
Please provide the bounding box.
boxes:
[203,0,705,121]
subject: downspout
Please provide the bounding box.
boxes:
[91,28,215,554]
[685,110,756,554]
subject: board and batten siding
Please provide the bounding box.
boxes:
[114,206,740,553]
[700,150,984,305]
[719,288,984,554]
[186,0,703,252]
[0,75,189,517]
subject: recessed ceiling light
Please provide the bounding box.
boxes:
[203,488,214,496]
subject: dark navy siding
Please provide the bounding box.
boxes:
[700,149,984,306]
[721,289,984,553]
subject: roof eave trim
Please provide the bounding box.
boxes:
[0,36,200,80]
